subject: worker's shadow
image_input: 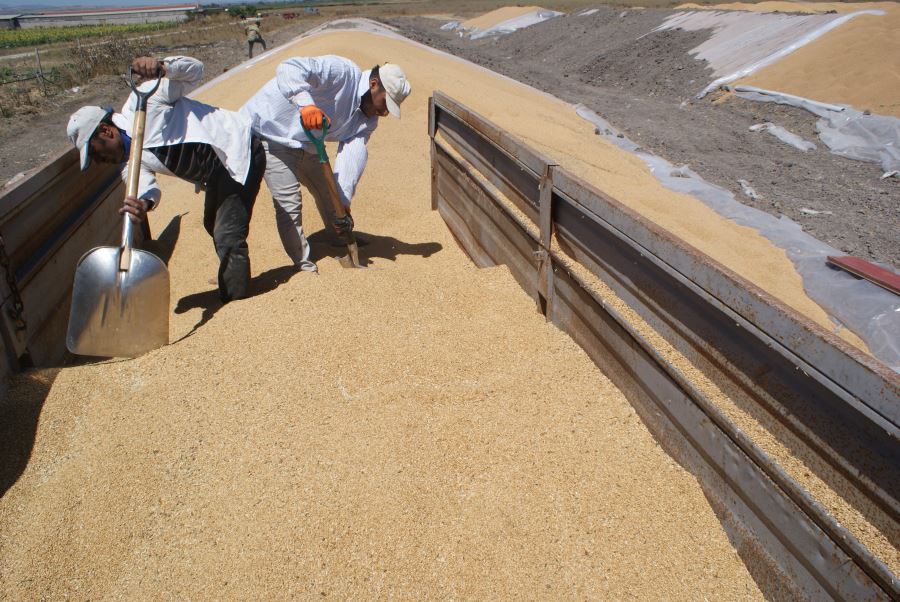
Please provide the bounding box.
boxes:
[172,264,299,342]
[0,368,59,498]
[306,230,442,263]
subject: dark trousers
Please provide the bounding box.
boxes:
[203,140,265,302]
[248,39,266,58]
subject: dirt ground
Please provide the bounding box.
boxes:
[0,16,322,188]
[387,7,899,268]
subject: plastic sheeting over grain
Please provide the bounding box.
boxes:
[449,5,563,39]
[674,2,900,117]
[739,4,900,117]
[576,103,900,371]
[653,9,884,98]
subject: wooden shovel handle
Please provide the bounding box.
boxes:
[120,67,161,270]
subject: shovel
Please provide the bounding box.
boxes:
[302,120,366,268]
[66,68,169,357]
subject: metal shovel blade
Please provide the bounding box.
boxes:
[337,241,366,269]
[66,245,169,357]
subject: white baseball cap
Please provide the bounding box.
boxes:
[67,106,112,171]
[379,63,411,119]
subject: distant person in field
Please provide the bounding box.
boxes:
[246,16,266,58]
[239,55,411,272]
[66,55,265,303]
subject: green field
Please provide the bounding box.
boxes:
[0,22,179,49]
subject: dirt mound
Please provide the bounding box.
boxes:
[578,27,712,100]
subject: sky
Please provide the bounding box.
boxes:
[0,0,246,9]
[8,0,196,4]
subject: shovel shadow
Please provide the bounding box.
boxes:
[172,264,299,342]
[145,212,186,266]
[306,230,442,264]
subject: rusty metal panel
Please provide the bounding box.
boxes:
[429,98,438,212]
[0,147,123,374]
[434,152,496,268]
[430,92,900,600]
[20,182,123,365]
[550,262,895,600]
[434,140,540,299]
[433,91,556,178]
[0,149,79,220]
[434,100,541,224]
[552,169,899,428]
[2,151,120,275]
[550,187,900,520]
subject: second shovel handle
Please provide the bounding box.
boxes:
[303,121,348,219]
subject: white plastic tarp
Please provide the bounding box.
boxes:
[576,104,900,371]
[736,85,900,176]
[652,10,885,98]
[749,122,816,152]
[468,9,563,40]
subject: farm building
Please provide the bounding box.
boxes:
[0,14,21,30]
[15,4,198,29]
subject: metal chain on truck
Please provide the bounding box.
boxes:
[0,233,27,332]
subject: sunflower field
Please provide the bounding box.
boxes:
[0,22,178,49]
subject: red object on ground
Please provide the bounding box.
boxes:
[827,255,900,296]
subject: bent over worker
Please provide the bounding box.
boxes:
[66,55,265,302]
[240,55,411,272]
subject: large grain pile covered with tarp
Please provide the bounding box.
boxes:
[455,5,563,39]
[676,1,900,116]
[0,26,774,600]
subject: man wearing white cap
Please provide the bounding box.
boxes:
[67,55,265,302]
[240,55,411,272]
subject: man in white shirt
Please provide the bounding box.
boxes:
[240,55,411,272]
[66,55,265,302]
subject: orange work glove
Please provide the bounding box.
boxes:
[300,105,327,130]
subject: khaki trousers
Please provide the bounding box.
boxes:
[261,139,338,272]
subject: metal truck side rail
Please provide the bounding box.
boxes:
[429,91,899,600]
[0,148,123,381]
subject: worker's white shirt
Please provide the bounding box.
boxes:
[116,56,254,207]
[239,55,378,205]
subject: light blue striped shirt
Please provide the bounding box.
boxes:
[240,55,379,205]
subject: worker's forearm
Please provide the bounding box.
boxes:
[276,57,322,107]
[161,56,204,84]
[333,135,369,206]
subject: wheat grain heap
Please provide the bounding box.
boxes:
[1,26,814,599]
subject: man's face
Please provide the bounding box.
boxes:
[88,123,125,165]
[362,77,389,118]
